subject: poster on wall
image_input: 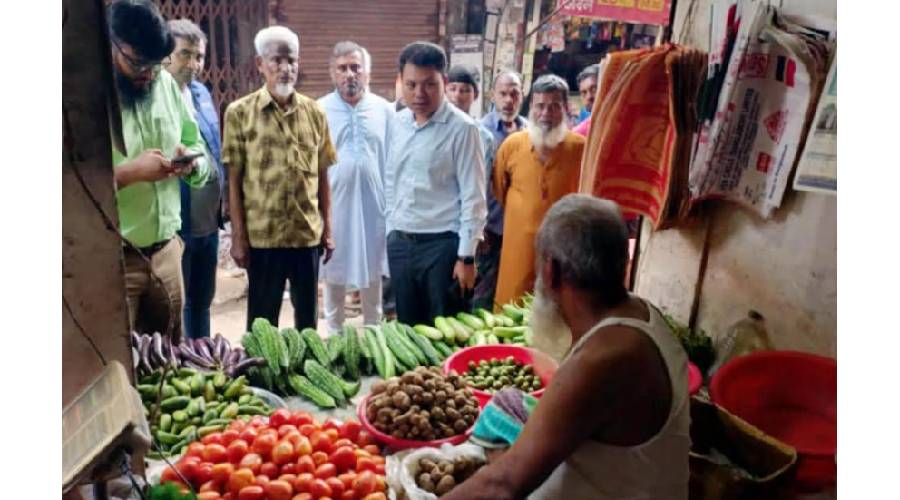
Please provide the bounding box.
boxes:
[450,35,486,119]
[557,0,673,27]
[794,56,837,194]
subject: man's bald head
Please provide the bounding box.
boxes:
[491,70,524,123]
[535,194,629,306]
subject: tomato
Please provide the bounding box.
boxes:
[293,472,315,493]
[269,409,292,429]
[337,473,356,491]
[333,438,354,450]
[211,462,235,484]
[194,462,215,485]
[237,484,265,500]
[310,478,333,498]
[255,474,270,489]
[322,419,341,432]
[369,456,384,466]
[312,451,330,467]
[266,479,294,500]
[249,415,268,427]
[204,443,228,464]
[175,457,200,483]
[309,431,331,453]
[239,453,263,474]
[353,449,371,460]
[276,424,297,436]
[325,477,345,498]
[226,439,250,464]
[196,492,222,500]
[229,418,247,432]
[295,435,313,456]
[328,446,356,473]
[355,457,376,473]
[199,479,220,493]
[292,494,314,500]
[222,494,234,500]
[278,473,298,485]
[296,454,316,474]
[373,474,385,492]
[374,464,385,475]
[260,462,279,478]
[160,466,181,484]
[340,420,362,442]
[352,471,376,497]
[202,431,225,446]
[290,411,315,427]
[362,445,380,457]
[362,493,386,500]
[314,463,337,480]
[252,433,277,458]
[324,428,340,442]
[355,430,374,447]
[221,429,240,447]
[185,442,206,460]
[228,468,256,495]
[280,463,299,476]
[272,439,297,465]
[299,424,317,436]
[239,426,259,444]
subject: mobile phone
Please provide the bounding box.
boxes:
[172,151,203,164]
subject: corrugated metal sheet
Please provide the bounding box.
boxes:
[279,0,440,100]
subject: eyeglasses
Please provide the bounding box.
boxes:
[112,38,169,73]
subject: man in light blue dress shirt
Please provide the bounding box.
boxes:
[385,42,488,326]
[319,41,394,333]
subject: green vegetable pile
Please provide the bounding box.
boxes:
[462,356,543,393]
[663,313,716,375]
[139,368,272,459]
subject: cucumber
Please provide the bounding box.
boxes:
[159,396,191,412]
[237,405,268,416]
[457,312,486,331]
[198,424,226,437]
[403,324,443,366]
[392,322,428,365]
[432,340,453,358]
[364,327,387,378]
[170,378,191,395]
[382,322,419,368]
[447,317,472,343]
[288,374,336,409]
[223,375,247,399]
[220,402,239,419]
[433,317,456,343]
[155,430,181,446]
[474,308,496,328]
[502,304,525,323]
[159,413,172,432]
[413,324,444,341]
[374,326,395,378]
[493,326,529,338]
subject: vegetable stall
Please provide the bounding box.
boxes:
[136,299,539,499]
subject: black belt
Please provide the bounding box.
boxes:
[127,238,173,258]
[393,230,456,242]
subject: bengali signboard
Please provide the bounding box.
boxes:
[558,0,672,26]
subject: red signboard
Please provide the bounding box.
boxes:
[558,0,673,26]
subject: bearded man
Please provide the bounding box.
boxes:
[222,26,337,330]
[443,195,690,500]
[492,74,584,309]
[108,0,210,339]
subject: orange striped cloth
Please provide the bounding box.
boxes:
[579,44,706,228]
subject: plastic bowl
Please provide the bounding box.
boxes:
[688,362,702,396]
[443,345,559,408]
[356,394,475,451]
[710,350,836,492]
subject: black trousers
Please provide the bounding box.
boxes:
[247,246,321,331]
[472,230,502,312]
[387,230,463,326]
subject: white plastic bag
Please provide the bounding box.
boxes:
[386,443,486,500]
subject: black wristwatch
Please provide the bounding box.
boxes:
[458,256,475,265]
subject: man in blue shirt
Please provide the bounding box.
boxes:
[476,70,528,311]
[385,42,488,325]
[165,19,226,339]
[576,64,600,125]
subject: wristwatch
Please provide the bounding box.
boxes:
[458,256,475,265]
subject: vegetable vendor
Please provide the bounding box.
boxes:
[443,195,690,500]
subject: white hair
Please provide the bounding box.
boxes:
[254,26,299,57]
[331,41,371,73]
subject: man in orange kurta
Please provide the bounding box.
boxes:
[493,74,585,310]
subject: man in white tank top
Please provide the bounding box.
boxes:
[444,194,690,500]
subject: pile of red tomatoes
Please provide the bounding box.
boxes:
[160,409,388,500]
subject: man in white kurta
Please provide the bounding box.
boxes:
[319,42,394,332]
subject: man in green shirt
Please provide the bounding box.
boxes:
[108,0,210,339]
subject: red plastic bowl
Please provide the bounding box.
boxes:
[443,345,558,408]
[356,394,475,451]
[688,362,702,396]
[710,350,836,492]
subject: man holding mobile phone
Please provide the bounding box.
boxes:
[107,0,210,340]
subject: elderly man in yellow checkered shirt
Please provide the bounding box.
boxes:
[223,26,337,331]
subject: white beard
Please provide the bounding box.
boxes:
[274,83,294,99]
[527,119,569,150]
[530,275,573,363]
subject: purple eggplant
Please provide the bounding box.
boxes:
[179,344,215,369]
[234,348,246,364]
[130,331,141,348]
[224,349,241,368]
[151,332,165,367]
[226,356,267,377]
[139,335,153,374]
[195,338,216,365]
[166,337,180,369]
[213,333,228,362]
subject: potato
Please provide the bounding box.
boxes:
[435,390,448,404]
[371,379,387,395]
[435,475,457,495]
[453,419,469,432]
[392,391,412,410]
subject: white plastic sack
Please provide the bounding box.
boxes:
[386,443,486,500]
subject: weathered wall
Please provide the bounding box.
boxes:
[62,0,132,407]
[635,0,837,357]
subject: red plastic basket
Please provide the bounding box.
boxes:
[688,362,703,396]
[710,350,836,492]
[443,345,559,408]
[356,394,475,451]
